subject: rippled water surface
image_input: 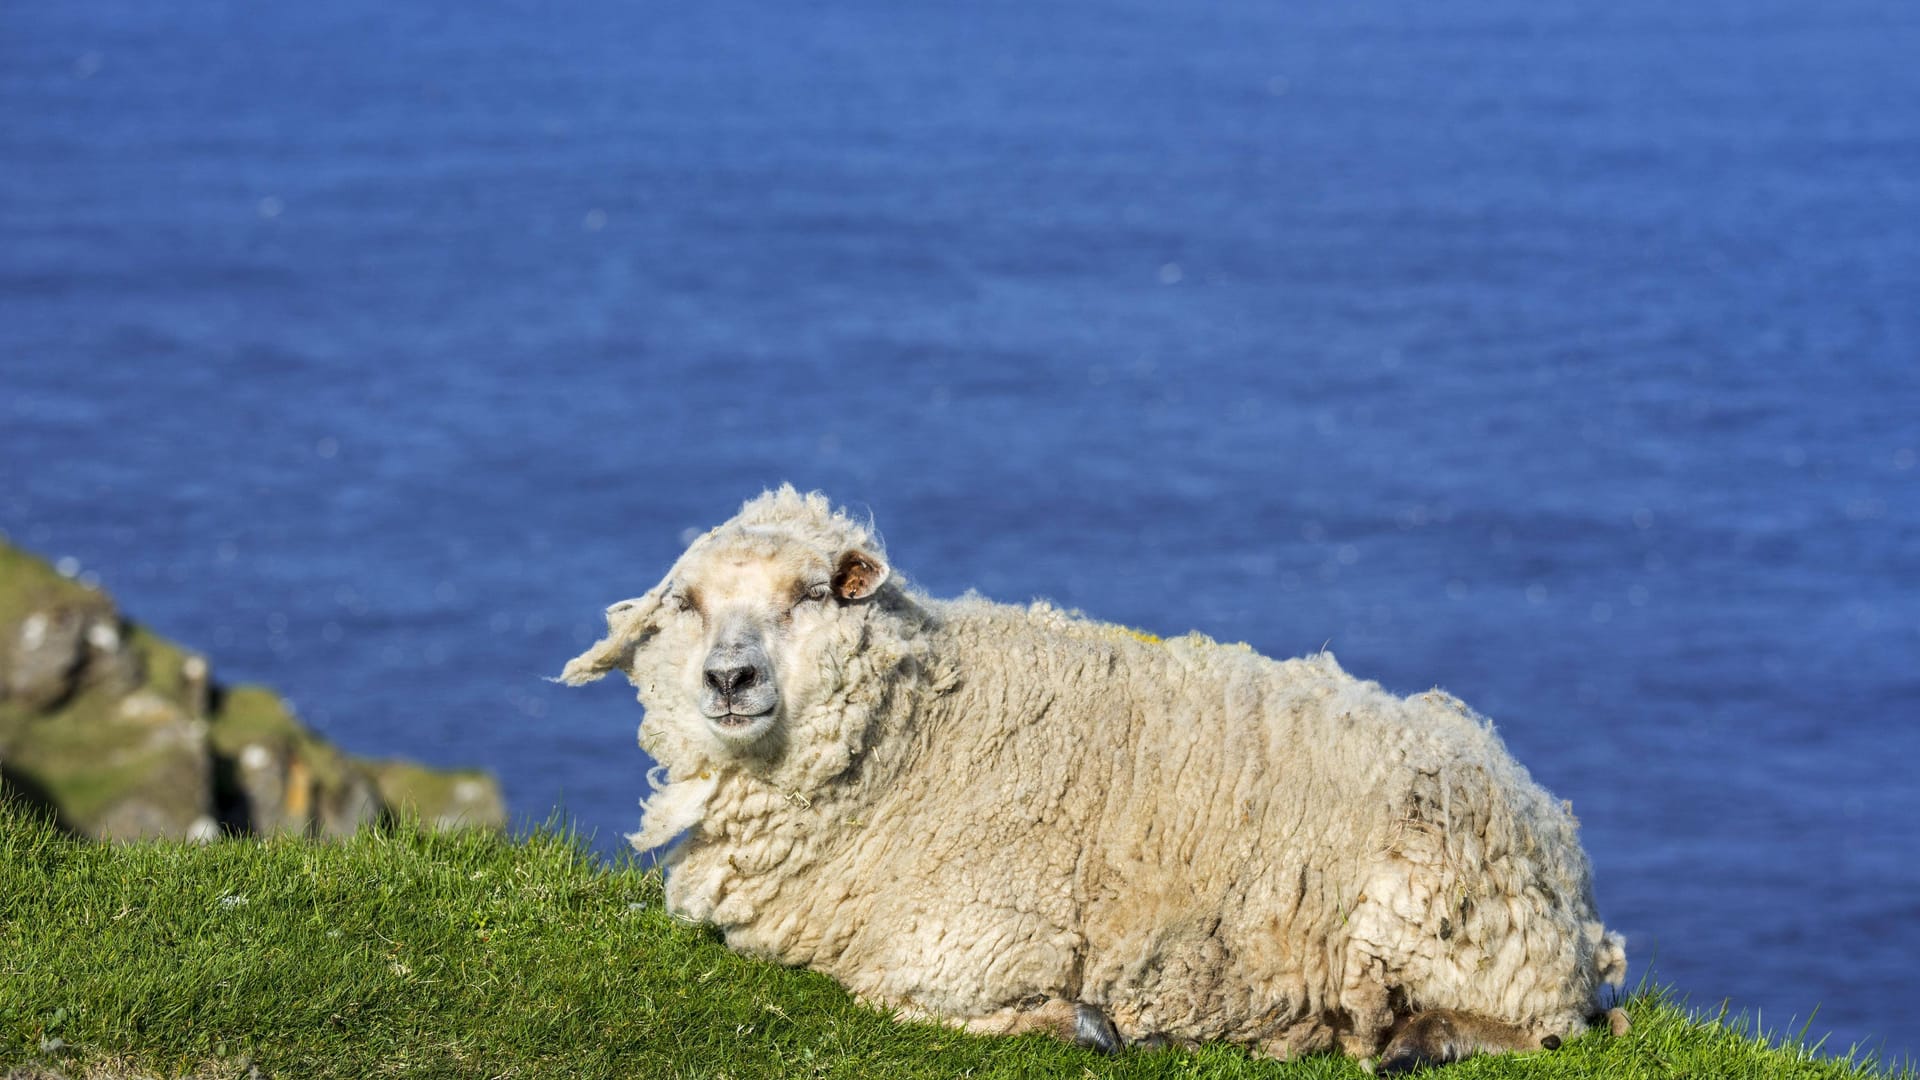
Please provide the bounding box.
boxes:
[4,0,1917,1064]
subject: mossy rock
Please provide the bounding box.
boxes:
[0,546,118,715]
[1,684,214,839]
[210,683,357,791]
[205,684,387,835]
[370,759,507,830]
[0,542,100,630]
[1,538,506,842]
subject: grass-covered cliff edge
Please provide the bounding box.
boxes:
[1,805,1904,1080]
[0,540,502,839]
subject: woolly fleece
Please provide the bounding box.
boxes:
[562,487,1626,1061]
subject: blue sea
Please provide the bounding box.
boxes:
[4,0,1917,1064]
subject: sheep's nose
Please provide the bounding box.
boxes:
[704,662,758,697]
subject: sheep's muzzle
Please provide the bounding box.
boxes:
[700,640,778,740]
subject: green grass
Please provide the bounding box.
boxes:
[0,803,1906,1080]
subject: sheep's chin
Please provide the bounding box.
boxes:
[707,712,777,744]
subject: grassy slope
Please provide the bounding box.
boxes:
[0,804,1904,1080]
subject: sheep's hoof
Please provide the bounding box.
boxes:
[1073,1003,1122,1055]
[1130,1032,1174,1052]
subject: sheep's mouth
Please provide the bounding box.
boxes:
[705,708,777,742]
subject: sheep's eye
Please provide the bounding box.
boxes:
[803,583,831,604]
[668,593,693,613]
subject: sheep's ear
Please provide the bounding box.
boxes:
[831,548,889,601]
[558,588,664,685]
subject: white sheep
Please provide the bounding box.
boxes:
[561,487,1627,1071]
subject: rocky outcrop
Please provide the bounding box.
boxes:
[0,540,505,841]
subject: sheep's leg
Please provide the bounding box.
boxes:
[949,999,1111,1050]
[951,999,1076,1040]
[1376,1009,1553,1075]
[952,999,1160,1055]
[1334,955,1396,1059]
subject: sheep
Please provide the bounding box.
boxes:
[560,487,1628,1071]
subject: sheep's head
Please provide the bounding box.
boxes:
[560,487,891,757]
[652,525,888,747]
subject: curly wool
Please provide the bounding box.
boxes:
[567,489,1625,1059]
